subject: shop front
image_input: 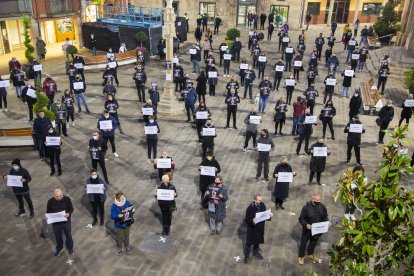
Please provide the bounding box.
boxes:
[269,5,289,26]
[40,18,76,44]
[237,0,257,27]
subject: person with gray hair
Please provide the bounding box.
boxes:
[204,175,228,235]
[156,175,177,236]
[272,156,296,210]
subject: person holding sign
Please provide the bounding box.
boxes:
[207,64,219,96]
[298,194,329,265]
[43,74,58,108]
[344,115,365,165]
[108,57,120,87]
[111,192,135,255]
[73,54,86,81]
[225,88,240,129]
[296,109,316,155]
[45,126,62,176]
[323,72,336,103]
[102,66,115,86]
[303,83,319,115]
[258,77,273,113]
[218,41,228,67]
[340,66,355,98]
[284,44,295,72]
[62,90,75,127]
[154,150,175,180]
[3,159,34,218]
[255,129,275,181]
[173,63,184,92]
[85,169,108,226]
[145,115,160,161]
[358,46,369,70]
[66,62,78,89]
[98,110,119,158]
[195,101,211,142]
[327,54,340,75]
[272,156,296,210]
[243,65,256,99]
[350,47,360,71]
[243,107,260,151]
[30,59,42,86]
[251,44,261,69]
[272,59,284,91]
[105,94,125,134]
[89,131,109,184]
[377,63,390,95]
[33,110,52,160]
[320,101,336,140]
[244,194,273,264]
[274,96,288,136]
[285,75,296,104]
[199,151,221,207]
[50,99,68,137]
[201,118,217,159]
[190,43,201,74]
[72,74,90,113]
[308,137,331,185]
[222,49,232,77]
[10,67,25,99]
[21,80,37,123]
[257,53,267,80]
[293,54,303,81]
[399,94,414,126]
[156,175,178,236]
[46,189,74,257]
[142,99,156,124]
[346,37,358,63]
[204,52,215,75]
[204,175,228,235]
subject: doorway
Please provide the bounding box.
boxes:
[325,0,350,24]
[269,5,289,26]
[237,5,256,27]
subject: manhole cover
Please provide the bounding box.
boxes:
[138,234,175,253]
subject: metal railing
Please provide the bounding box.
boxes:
[94,4,162,26]
[0,0,32,16]
[35,0,80,16]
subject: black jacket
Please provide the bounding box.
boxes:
[378,105,394,124]
[46,196,74,222]
[33,116,52,140]
[245,201,270,245]
[7,165,31,195]
[299,201,329,232]
[344,121,365,145]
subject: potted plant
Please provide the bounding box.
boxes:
[22,16,34,78]
[66,44,78,60]
[225,28,240,61]
[403,68,414,94]
[135,31,149,61]
[373,0,401,44]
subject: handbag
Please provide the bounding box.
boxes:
[375,117,383,126]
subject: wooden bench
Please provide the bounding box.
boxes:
[367,35,381,49]
[0,127,35,148]
[361,79,382,115]
[83,50,137,70]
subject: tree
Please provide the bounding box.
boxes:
[135,31,148,48]
[329,126,414,275]
[373,0,401,40]
[403,69,414,94]
[33,79,55,121]
[22,16,34,63]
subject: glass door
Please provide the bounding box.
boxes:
[237,5,247,26]
[325,0,350,24]
[270,5,289,26]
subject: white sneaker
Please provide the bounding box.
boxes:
[344,214,351,220]
[350,214,356,221]
[66,124,70,129]
[114,152,119,158]
[4,108,7,112]
[243,148,247,152]
[72,122,75,127]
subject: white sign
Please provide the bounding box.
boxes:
[157,189,175,201]
[286,79,295,86]
[73,82,84,90]
[189,48,197,55]
[99,120,113,130]
[6,175,22,187]
[208,71,217,78]
[106,53,115,59]
[313,147,328,157]
[277,172,293,182]
[166,74,172,81]
[249,31,254,36]
[304,115,317,124]
[275,65,284,72]
[255,209,271,224]
[196,111,208,119]
[404,99,414,107]
[26,88,36,98]
[240,63,249,70]
[142,107,154,115]
[202,127,216,136]
[257,143,271,152]
[220,45,228,51]
[108,61,117,68]
[86,184,104,194]
[157,158,172,169]
[145,126,158,135]
[172,57,179,64]
[294,61,302,67]
[349,124,363,133]
[282,37,289,43]
[223,54,232,60]
[285,47,294,53]
[352,54,360,60]
[326,78,336,86]
[0,80,10,87]
[348,40,356,46]
[311,221,330,236]
[344,70,354,77]
[258,56,267,62]
[33,64,43,71]
[200,166,216,176]
[45,211,67,224]
[249,115,261,124]
[45,136,61,146]
[74,63,83,69]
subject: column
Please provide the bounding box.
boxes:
[74,17,83,48]
[302,0,308,28]
[327,0,335,27]
[353,0,361,23]
[30,17,41,39]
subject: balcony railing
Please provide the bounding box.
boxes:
[35,0,80,17]
[0,0,32,16]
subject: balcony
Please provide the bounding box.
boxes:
[0,0,32,17]
[35,0,80,18]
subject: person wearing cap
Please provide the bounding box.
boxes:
[88,131,109,183]
[50,99,68,137]
[97,110,119,158]
[73,54,86,81]
[46,189,74,257]
[303,83,319,115]
[344,115,365,165]
[255,129,275,181]
[145,115,160,161]
[72,74,90,113]
[45,125,63,175]
[3,159,34,218]
[111,192,134,255]
[340,66,356,98]
[33,110,52,160]
[156,175,177,236]
[244,194,273,264]
[85,169,108,226]
[43,74,58,108]
[104,94,124,134]
[21,80,37,123]
[204,175,228,235]
[133,66,147,102]
[273,156,296,210]
[307,137,331,185]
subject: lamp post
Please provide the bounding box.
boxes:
[157,0,183,117]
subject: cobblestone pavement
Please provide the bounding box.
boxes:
[1,25,413,276]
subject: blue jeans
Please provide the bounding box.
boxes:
[259,95,269,112]
[15,86,22,97]
[360,36,367,45]
[346,50,353,63]
[75,92,89,111]
[92,46,96,56]
[292,116,299,134]
[341,86,350,97]
[52,221,74,252]
[358,61,366,70]
[192,60,200,73]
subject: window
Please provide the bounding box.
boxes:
[199,3,216,23]
[307,2,321,15]
[362,3,382,16]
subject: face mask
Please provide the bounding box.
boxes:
[207,123,211,126]
[93,135,98,140]
[149,120,154,123]
[261,133,266,137]
[104,115,109,119]
[48,129,53,133]
[206,156,213,161]
[313,201,320,206]
[12,165,19,171]
[91,175,97,179]
[200,105,205,108]
[215,182,221,185]
[56,104,61,107]
[354,93,359,97]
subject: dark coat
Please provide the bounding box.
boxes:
[308,142,330,172]
[199,157,221,190]
[245,201,270,245]
[196,75,207,95]
[45,131,62,157]
[299,201,329,236]
[206,184,228,221]
[401,101,413,119]
[273,163,293,200]
[157,182,177,210]
[33,116,52,140]
[8,165,31,195]
[378,105,394,124]
[349,93,362,118]
[84,176,108,202]
[344,120,365,145]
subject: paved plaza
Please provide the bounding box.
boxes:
[1,25,413,276]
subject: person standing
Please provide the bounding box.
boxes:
[305,13,312,31]
[62,90,75,127]
[377,63,390,95]
[233,37,242,62]
[110,192,134,255]
[145,115,160,161]
[399,94,414,126]
[21,80,37,123]
[308,137,331,185]
[33,110,52,161]
[293,54,303,81]
[298,194,329,265]
[243,107,260,151]
[255,129,275,181]
[225,88,240,129]
[260,12,266,30]
[133,67,147,102]
[156,175,177,235]
[85,169,108,226]
[377,100,394,144]
[267,23,275,41]
[214,15,222,34]
[46,189,74,257]
[314,33,325,61]
[243,65,256,99]
[258,77,273,113]
[10,67,25,99]
[173,63,184,92]
[43,74,57,108]
[207,64,218,96]
[349,90,362,121]
[296,109,316,155]
[98,110,119,158]
[36,37,46,60]
[191,44,202,74]
[204,175,228,235]
[73,54,86,82]
[184,82,197,122]
[90,34,97,56]
[340,66,355,98]
[353,19,360,37]
[199,151,221,208]
[154,150,175,180]
[72,74,90,113]
[323,72,336,103]
[244,194,273,263]
[274,96,287,136]
[105,94,124,134]
[45,125,62,176]
[218,41,228,67]
[320,100,336,140]
[272,59,284,91]
[284,44,295,72]
[344,115,365,165]
[292,97,305,135]
[50,99,67,137]
[285,75,296,105]
[331,21,337,35]
[303,83,319,115]
[272,156,296,210]
[88,131,109,184]
[195,101,211,143]
[3,159,34,218]
[222,49,231,77]
[201,118,216,158]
